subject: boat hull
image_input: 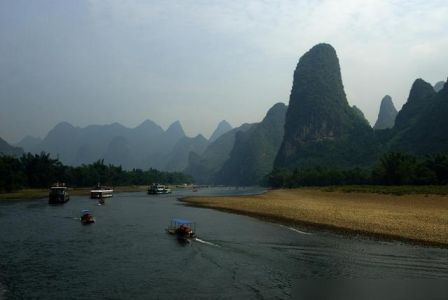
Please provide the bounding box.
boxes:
[90,191,113,199]
[48,194,70,204]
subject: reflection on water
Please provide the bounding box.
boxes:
[0,187,447,299]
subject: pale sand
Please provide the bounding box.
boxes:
[181,188,448,246]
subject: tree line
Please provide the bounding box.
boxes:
[0,152,193,192]
[266,152,448,188]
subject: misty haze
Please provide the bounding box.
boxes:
[1,1,447,299]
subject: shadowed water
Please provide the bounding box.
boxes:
[0,187,447,299]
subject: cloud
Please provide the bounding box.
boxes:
[1,0,447,141]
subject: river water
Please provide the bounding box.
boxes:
[0,187,447,299]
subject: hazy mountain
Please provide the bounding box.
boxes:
[164,121,186,147]
[373,95,398,130]
[37,122,81,164]
[389,79,448,154]
[103,136,135,168]
[33,119,187,169]
[274,43,377,170]
[215,103,287,185]
[0,137,23,156]
[184,123,254,184]
[15,136,42,153]
[209,120,232,143]
[434,81,445,92]
[164,135,209,171]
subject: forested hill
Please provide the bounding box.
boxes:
[274,43,377,170]
[388,78,448,154]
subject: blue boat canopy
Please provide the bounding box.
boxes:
[172,218,193,224]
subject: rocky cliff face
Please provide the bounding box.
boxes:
[373,95,398,130]
[274,43,375,169]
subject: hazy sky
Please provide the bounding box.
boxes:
[1,0,447,143]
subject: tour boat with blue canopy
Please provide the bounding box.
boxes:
[80,209,95,224]
[166,218,196,242]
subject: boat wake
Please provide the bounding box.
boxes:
[280,225,312,235]
[194,238,220,247]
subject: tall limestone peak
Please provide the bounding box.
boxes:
[209,120,232,143]
[373,95,398,130]
[275,43,374,169]
[394,79,436,130]
[166,121,186,138]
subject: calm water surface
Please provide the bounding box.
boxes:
[0,187,447,299]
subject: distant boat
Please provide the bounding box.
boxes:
[166,219,196,243]
[48,183,69,204]
[80,209,95,224]
[148,183,172,195]
[90,183,113,199]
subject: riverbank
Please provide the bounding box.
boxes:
[0,185,148,200]
[181,188,448,246]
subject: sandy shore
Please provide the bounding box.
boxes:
[181,188,448,246]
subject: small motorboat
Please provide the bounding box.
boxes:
[166,219,196,243]
[80,210,95,224]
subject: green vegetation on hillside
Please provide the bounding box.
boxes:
[0,152,193,193]
[267,152,448,189]
[275,43,378,170]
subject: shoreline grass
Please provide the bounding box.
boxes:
[321,185,448,196]
[180,188,448,247]
[0,185,148,200]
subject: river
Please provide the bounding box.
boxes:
[0,187,447,299]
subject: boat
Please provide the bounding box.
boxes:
[80,210,95,224]
[148,183,172,194]
[166,219,196,242]
[90,183,113,199]
[48,183,70,204]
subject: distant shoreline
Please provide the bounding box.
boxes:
[0,185,148,200]
[180,188,448,247]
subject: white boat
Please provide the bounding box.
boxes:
[148,183,171,194]
[90,184,113,199]
[49,183,70,204]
